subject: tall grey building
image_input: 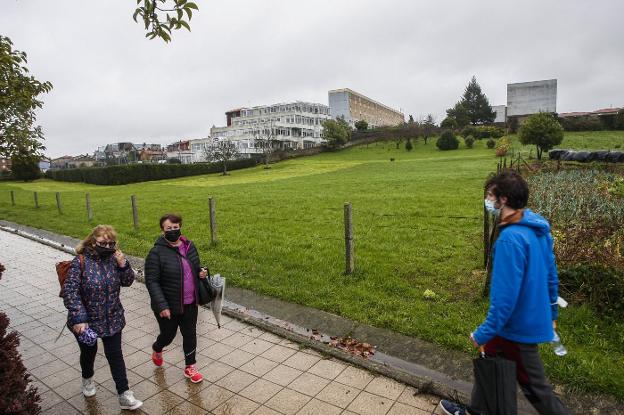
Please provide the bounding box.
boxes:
[507,79,557,117]
[328,88,404,128]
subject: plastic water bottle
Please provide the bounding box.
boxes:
[551,331,567,356]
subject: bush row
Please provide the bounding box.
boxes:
[45,158,259,185]
[559,264,624,317]
[558,112,624,131]
[461,125,505,139]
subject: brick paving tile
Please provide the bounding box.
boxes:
[238,378,283,404]
[0,230,437,415]
[264,388,311,415]
[297,398,343,415]
[346,391,394,415]
[364,376,406,401]
[315,381,360,409]
[213,395,260,415]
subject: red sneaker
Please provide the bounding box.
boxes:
[151,351,163,367]
[184,365,203,383]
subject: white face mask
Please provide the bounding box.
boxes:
[484,199,500,215]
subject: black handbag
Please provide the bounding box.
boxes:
[198,276,216,305]
[471,352,517,415]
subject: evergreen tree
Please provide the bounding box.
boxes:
[461,76,495,125]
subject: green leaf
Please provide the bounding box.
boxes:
[177,8,183,20]
[179,20,191,31]
[185,2,198,10]
[133,9,141,22]
[184,7,192,20]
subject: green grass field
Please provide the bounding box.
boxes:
[2,130,624,398]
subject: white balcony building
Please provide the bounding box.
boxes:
[210,101,331,157]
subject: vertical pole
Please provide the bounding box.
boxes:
[344,202,354,274]
[10,190,15,206]
[34,192,39,208]
[209,197,217,244]
[131,195,139,230]
[55,192,63,214]
[86,193,93,222]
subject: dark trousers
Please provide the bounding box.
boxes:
[74,331,129,395]
[471,336,569,415]
[152,304,198,366]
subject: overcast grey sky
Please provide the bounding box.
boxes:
[2,0,623,157]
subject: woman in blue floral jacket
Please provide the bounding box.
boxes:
[63,225,142,410]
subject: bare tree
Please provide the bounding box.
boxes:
[253,121,279,168]
[203,140,240,175]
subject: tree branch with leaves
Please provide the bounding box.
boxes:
[203,140,241,175]
[254,121,278,168]
[133,0,199,42]
[0,36,52,162]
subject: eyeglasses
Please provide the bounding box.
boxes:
[95,241,116,249]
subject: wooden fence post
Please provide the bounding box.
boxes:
[131,195,139,230]
[10,190,15,206]
[209,197,217,244]
[344,202,355,274]
[55,192,63,214]
[86,193,93,222]
[34,192,39,208]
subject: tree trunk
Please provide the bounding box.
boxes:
[222,159,228,175]
[536,145,542,160]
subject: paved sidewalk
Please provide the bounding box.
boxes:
[0,230,440,415]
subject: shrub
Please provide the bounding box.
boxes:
[519,113,564,159]
[559,116,604,132]
[167,158,182,164]
[559,264,624,317]
[495,136,510,157]
[354,120,369,131]
[405,139,413,151]
[436,130,459,151]
[491,127,505,138]
[477,129,492,139]
[0,263,41,414]
[46,158,258,185]
[464,136,475,148]
[10,153,40,182]
[486,138,496,149]
[461,126,477,138]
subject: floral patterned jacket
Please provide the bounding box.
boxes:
[63,250,135,337]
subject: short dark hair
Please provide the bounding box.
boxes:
[159,213,182,229]
[485,170,529,209]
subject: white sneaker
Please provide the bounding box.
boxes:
[118,390,143,410]
[81,377,96,397]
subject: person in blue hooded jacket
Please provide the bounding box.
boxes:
[440,171,569,415]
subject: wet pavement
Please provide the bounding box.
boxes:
[0,230,441,415]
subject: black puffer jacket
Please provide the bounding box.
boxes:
[145,236,204,315]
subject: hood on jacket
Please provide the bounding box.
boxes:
[510,208,551,236]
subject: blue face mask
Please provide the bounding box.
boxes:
[484,199,500,215]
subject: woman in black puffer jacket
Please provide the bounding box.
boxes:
[145,213,208,383]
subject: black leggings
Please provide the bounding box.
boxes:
[74,330,129,395]
[152,304,198,366]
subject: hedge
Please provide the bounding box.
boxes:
[45,158,259,185]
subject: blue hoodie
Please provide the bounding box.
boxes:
[473,209,559,346]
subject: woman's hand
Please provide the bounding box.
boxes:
[73,323,88,334]
[114,249,127,267]
[159,309,171,319]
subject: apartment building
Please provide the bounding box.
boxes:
[210,101,331,156]
[328,88,404,128]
